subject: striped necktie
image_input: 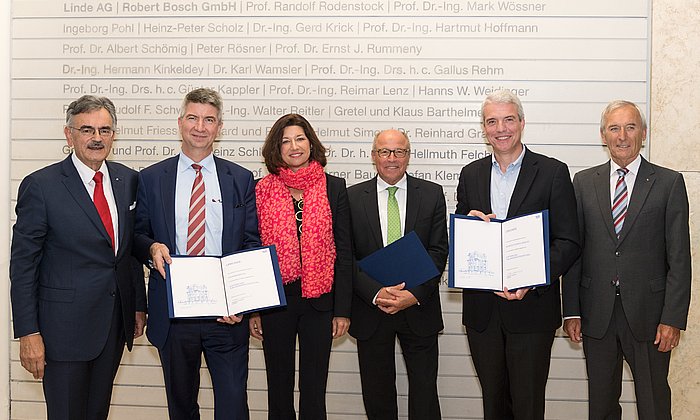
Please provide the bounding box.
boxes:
[187,164,206,255]
[612,168,629,238]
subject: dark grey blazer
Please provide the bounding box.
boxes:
[562,157,691,341]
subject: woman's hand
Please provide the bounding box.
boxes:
[332,317,350,338]
[249,313,263,340]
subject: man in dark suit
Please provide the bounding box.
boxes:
[134,88,260,420]
[10,95,146,420]
[348,129,448,420]
[562,100,691,419]
[456,90,580,419]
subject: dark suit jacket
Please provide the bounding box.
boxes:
[456,148,580,333]
[134,155,261,349]
[10,155,145,360]
[348,175,448,340]
[562,157,691,341]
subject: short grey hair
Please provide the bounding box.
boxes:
[65,95,117,126]
[372,129,411,150]
[600,100,647,133]
[180,88,223,122]
[480,89,524,125]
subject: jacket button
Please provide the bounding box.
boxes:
[615,251,620,257]
[110,291,116,297]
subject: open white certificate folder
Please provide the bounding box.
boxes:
[449,211,550,291]
[166,246,286,318]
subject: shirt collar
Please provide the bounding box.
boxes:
[491,144,526,172]
[71,153,109,184]
[178,152,215,174]
[610,154,641,177]
[376,173,408,191]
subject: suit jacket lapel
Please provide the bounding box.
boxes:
[216,157,235,253]
[592,161,618,242]
[507,149,537,218]
[618,158,655,244]
[405,176,421,233]
[60,157,113,248]
[159,158,178,249]
[476,158,493,214]
[363,178,384,250]
[106,161,127,258]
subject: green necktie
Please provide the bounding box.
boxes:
[386,186,401,244]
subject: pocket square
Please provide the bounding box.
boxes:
[129,201,137,210]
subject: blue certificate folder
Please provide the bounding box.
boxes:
[165,245,286,319]
[448,210,551,291]
[358,231,440,289]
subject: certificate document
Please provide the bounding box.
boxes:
[165,246,286,318]
[448,211,550,291]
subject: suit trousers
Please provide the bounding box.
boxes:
[583,295,672,420]
[356,311,440,420]
[466,303,555,420]
[261,285,334,420]
[158,319,250,420]
[42,294,125,420]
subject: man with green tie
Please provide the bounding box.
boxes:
[347,129,449,420]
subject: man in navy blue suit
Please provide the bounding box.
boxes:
[10,95,146,420]
[134,88,260,419]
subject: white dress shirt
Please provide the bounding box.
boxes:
[174,153,223,256]
[376,174,408,247]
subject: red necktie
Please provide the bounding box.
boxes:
[187,164,206,256]
[93,171,115,249]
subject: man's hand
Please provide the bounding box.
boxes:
[217,314,243,325]
[134,311,146,338]
[20,334,45,380]
[494,286,529,301]
[468,209,497,222]
[375,283,418,314]
[332,317,350,338]
[654,323,680,352]
[249,313,263,340]
[149,242,172,278]
[563,318,582,343]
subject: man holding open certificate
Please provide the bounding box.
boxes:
[134,89,260,420]
[455,90,580,420]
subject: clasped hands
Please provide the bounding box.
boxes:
[149,242,241,325]
[375,282,418,314]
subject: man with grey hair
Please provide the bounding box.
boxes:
[10,95,146,419]
[348,129,448,419]
[134,88,260,419]
[562,100,690,419]
[456,90,580,419]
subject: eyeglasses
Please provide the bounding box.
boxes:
[373,148,410,158]
[68,125,114,138]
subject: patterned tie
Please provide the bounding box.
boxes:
[187,164,206,256]
[386,186,401,244]
[612,168,629,238]
[93,171,115,249]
